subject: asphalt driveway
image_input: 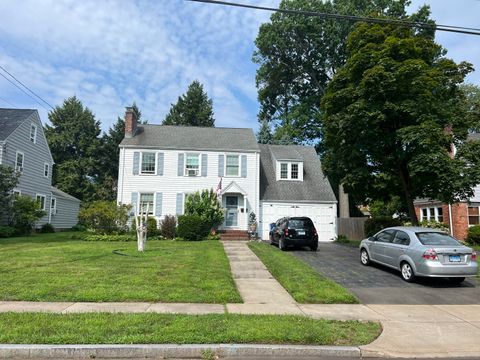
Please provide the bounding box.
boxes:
[293,243,480,304]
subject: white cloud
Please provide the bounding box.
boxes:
[0,0,279,131]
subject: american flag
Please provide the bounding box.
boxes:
[216,177,222,196]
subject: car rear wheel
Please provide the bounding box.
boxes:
[279,238,286,251]
[310,243,318,252]
[360,249,370,266]
[448,277,465,285]
[400,262,415,282]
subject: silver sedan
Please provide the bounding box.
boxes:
[359,226,478,283]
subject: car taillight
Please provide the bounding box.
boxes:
[422,248,438,261]
[472,251,477,261]
[313,227,318,236]
[284,228,289,236]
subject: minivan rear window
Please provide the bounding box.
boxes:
[416,232,460,246]
[288,219,313,229]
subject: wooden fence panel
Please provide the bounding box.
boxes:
[337,217,367,240]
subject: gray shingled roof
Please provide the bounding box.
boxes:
[259,144,337,203]
[0,108,36,141]
[120,125,259,152]
[51,186,81,202]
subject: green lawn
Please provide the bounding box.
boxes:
[0,312,380,345]
[249,242,358,304]
[0,233,241,303]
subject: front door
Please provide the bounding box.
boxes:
[225,196,238,227]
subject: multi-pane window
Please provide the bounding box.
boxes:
[468,206,480,225]
[44,163,49,178]
[185,154,199,176]
[30,124,37,143]
[420,207,443,222]
[279,162,301,180]
[139,193,154,215]
[280,163,288,179]
[141,152,156,174]
[15,152,24,172]
[226,155,239,176]
[36,194,46,211]
[291,163,299,179]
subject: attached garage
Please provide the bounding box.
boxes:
[260,202,337,242]
[258,144,337,242]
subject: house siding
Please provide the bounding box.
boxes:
[50,195,80,230]
[118,147,260,230]
[2,112,53,227]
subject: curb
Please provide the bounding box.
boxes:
[0,344,361,359]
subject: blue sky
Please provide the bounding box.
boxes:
[0,0,479,134]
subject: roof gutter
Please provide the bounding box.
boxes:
[118,145,260,153]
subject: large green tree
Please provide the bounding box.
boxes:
[461,83,480,132]
[321,21,477,224]
[253,0,432,145]
[45,96,101,202]
[163,81,215,127]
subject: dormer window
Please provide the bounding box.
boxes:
[291,163,299,179]
[30,124,37,143]
[280,163,288,179]
[277,161,303,181]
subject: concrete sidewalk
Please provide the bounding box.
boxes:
[0,241,479,358]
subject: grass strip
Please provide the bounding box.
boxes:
[0,233,241,303]
[249,242,358,304]
[0,313,380,345]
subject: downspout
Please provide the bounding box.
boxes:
[448,203,453,236]
[48,195,52,224]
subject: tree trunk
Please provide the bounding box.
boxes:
[398,165,418,225]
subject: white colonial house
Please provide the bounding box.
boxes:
[117,107,337,241]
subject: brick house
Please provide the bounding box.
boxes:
[413,133,480,240]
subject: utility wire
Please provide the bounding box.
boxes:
[0,65,54,109]
[0,95,17,108]
[187,0,480,36]
[0,71,50,111]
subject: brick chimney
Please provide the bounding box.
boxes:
[124,106,137,138]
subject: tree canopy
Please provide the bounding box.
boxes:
[253,0,432,145]
[163,81,215,127]
[45,96,101,202]
[320,21,477,224]
[461,83,480,133]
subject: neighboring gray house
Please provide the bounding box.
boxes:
[0,108,80,229]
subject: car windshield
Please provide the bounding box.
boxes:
[288,219,313,229]
[415,232,460,246]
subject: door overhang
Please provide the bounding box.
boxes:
[220,181,247,196]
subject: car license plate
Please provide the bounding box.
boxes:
[449,255,461,262]
[297,230,305,236]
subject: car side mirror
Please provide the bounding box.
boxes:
[368,236,376,242]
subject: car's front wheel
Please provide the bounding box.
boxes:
[360,248,370,266]
[400,262,415,282]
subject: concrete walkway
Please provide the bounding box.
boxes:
[0,241,479,358]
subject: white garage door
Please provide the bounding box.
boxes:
[260,202,336,242]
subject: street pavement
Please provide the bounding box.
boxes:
[293,242,480,304]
